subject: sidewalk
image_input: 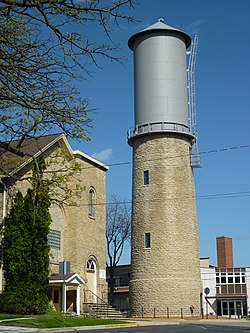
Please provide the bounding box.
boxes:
[0,318,180,333]
[0,328,38,333]
[1,317,250,332]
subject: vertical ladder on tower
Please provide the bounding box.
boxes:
[187,34,202,168]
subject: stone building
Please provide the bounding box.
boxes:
[0,133,108,314]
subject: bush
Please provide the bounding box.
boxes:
[0,159,52,314]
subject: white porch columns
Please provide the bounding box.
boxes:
[62,282,67,314]
[76,285,81,315]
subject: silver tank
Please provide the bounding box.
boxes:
[128,20,192,141]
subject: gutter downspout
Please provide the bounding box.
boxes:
[0,179,7,291]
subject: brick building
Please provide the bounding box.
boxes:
[109,237,250,318]
[0,133,108,314]
[201,236,250,318]
[106,265,130,312]
[216,236,234,268]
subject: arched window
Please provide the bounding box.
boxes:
[88,188,95,217]
[87,259,95,272]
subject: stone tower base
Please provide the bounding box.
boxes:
[130,133,202,318]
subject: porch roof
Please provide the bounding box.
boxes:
[49,273,85,285]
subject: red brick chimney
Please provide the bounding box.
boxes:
[216,236,233,268]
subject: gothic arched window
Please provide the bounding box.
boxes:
[88,188,95,218]
[87,259,95,272]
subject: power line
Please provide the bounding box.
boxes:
[197,191,250,200]
[107,143,250,168]
[78,190,250,208]
[81,143,250,170]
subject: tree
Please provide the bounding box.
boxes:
[106,193,131,306]
[0,0,136,160]
[0,158,51,314]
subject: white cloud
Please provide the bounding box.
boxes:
[92,149,112,162]
[185,18,207,34]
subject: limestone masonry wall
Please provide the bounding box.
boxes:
[130,133,202,317]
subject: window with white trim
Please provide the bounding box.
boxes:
[216,270,246,284]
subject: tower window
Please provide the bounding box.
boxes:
[145,232,151,249]
[88,188,95,218]
[143,170,149,185]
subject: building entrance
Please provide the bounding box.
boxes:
[86,259,97,303]
[218,300,242,318]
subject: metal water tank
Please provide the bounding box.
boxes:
[128,19,192,138]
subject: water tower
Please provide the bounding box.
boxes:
[127,19,202,318]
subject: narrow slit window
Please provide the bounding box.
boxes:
[145,232,151,249]
[143,170,149,185]
[89,188,95,217]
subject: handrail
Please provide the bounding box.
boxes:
[84,289,109,306]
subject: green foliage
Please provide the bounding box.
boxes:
[0,158,52,314]
[0,0,135,151]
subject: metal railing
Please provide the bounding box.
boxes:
[127,121,193,141]
[129,306,202,319]
[83,289,108,306]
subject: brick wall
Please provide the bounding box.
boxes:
[216,236,233,268]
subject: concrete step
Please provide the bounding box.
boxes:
[85,302,126,318]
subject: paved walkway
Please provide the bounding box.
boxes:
[0,328,38,332]
[1,318,250,332]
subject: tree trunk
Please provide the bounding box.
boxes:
[108,266,115,307]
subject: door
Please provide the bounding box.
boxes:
[221,300,242,318]
[52,287,61,311]
[86,259,97,303]
[236,301,242,318]
[222,301,228,316]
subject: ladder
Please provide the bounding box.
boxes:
[187,34,202,168]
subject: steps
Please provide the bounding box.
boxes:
[85,303,127,318]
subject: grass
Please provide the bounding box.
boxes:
[0,311,128,329]
[0,313,21,320]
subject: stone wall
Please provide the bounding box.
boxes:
[130,133,202,317]
[63,154,107,303]
[0,142,107,306]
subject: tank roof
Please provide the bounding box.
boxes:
[128,19,192,50]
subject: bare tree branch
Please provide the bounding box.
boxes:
[106,193,131,306]
[0,0,137,151]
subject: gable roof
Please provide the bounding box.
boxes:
[0,133,71,177]
[49,273,85,285]
[73,150,109,171]
[0,133,108,177]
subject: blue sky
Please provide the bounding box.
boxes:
[70,0,250,267]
